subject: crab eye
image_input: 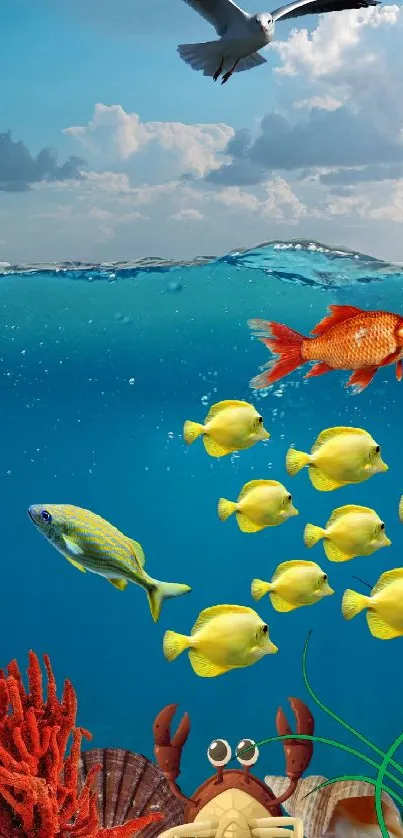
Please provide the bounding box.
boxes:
[41,510,52,524]
[207,739,232,768]
[236,739,259,766]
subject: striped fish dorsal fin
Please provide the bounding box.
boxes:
[311,305,362,337]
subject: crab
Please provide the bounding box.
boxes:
[153,698,314,838]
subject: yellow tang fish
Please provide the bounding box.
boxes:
[163,604,278,678]
[183,399,269,458]
[251,560,334,612]
[218,479,298,533]
[399,496,403,522]
[304,504,391,563]
[286,426,388,491]
[342,568,403,640]
[28,504,191,622]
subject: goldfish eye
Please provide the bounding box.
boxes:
[236,738,259,766]
[207,739,232,767]
[41,510,52,524]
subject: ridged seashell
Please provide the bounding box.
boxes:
[78,748,185,835]
[264,775,403,838]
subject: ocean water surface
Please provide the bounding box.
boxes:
[1,239,403,797]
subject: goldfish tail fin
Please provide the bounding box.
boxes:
[286,447,311,475]
[248,319,305,388]
[251,578,272,600]
[163,630,190,661]
[341,589,369,621]
[183,420,204,445]
[303,523,326,548]
[146,579,192,623]
[217,498,237,521]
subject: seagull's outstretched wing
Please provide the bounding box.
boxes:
[271,0,379,21]
[180,0,249,35]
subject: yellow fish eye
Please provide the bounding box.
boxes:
[262,624,268,634]
[322,573,328,582]
[257,416,263,424]
[375,444,380,453]
[380,522,385,531]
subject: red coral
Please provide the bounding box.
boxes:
[0,652,163,838]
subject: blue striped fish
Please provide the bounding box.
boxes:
[28,504,191,622]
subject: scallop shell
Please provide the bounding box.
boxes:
[264,775,403,838]
[78,748,185,836]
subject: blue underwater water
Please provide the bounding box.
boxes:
[2,239,403,801]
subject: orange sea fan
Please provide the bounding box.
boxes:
[0,651,163,838]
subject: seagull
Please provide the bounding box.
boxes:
[178,0,380,83]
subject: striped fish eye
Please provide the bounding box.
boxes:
[41,510,52,524]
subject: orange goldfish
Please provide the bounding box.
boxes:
[248,305,403,393]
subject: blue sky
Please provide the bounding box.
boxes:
[2,0,403,263]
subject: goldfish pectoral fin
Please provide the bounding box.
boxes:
[269,592,299,612]
[346,367,377,392]
[366,610,403,640]
[203,435,231,458]
[397,359,403,381]
[65,556,86,573]
[188,650,229,677]
[305,362,333,379]
[236,512,265,533]
[108,577,128,591]
[129,539,145,567]
[62,536,84,557]
[323,540,352,563]
[309,466,342,492]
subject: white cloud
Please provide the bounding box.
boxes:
[65,103,234,176]
[272,5,398,79]
[293,95,342,111]
[170,208,204,221]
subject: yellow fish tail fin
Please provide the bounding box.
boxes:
[342,589,370,621]
[183,420,204,445]
[286,448,310,476]
[146,579,192,623]
[251,578,272,600]
[399,495,403,523]
[304,523,326,548]
[163,630,191,661]
[217,498,237,521]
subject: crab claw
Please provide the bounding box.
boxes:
[153,704,190,782]
[276,697,314,781]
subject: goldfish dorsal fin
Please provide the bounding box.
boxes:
[239,479,281,500]
[328,505,374,525]
[311,305,362,336]
[62,535,84,556]
[312,426,368,453]
[206,399,251,422]
[372,568,403,596]
[191,604,255,634]
[129,538,146,567]
[272,560,314,582]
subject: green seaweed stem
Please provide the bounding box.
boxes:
[301,631,403,778]
[375,732,403,838]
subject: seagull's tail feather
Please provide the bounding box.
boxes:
[177,41,222,76]
[234,52,267,72]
